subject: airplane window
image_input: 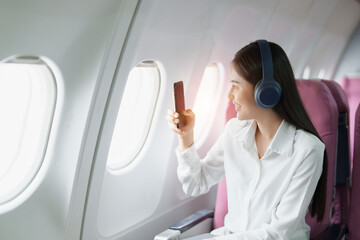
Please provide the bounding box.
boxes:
[107,61,160,170]
[0,58,56,204]
[193,63,222,147]
[302,66,311,79]
[317,68,326,79]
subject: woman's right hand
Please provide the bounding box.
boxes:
[167,109,195,152]
[167,109,195,135]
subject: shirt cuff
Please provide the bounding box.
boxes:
[175,143,199,166]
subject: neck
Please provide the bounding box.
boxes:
[255,111,283,140]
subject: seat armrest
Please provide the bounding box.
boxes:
[154,209,214,240]
[154,229,182,240]
[170,209,214,233]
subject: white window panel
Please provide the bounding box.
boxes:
[107,61,160,170]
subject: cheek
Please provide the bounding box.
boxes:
[236,89,254,103]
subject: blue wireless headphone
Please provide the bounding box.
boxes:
[254,40,282,109]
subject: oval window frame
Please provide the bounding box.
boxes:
[106,60,161,171]
[0,55,57,205]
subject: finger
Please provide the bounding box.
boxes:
[168,121,182,134]
[167,109,179,118]
[167,109,174,115]
[183,109,193,116]
[167,121,176,130]
[166,115,179,123]
[167,118,179,128]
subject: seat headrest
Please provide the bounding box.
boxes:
[356,104,360,136]
[321,79,349,114]
[296,79,338,136]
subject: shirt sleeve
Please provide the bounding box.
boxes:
[175,129,227,197]
[214,142,325,240]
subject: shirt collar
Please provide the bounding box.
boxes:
[267,120,296,157]
[234,119,257,149]
[235,119,296,158]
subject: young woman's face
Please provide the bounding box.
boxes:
[228,64,260,120]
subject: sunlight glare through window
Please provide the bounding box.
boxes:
[193,63,221,147]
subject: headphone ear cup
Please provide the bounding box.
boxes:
[254,79,282,109]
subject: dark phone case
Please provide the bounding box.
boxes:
[174,81,186,129]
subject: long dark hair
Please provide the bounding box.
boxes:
[232,40,327,222]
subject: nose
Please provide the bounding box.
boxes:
[228,86,234,100]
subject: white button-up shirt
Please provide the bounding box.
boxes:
[176,118,325,240]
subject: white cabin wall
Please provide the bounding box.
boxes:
[334,24,360,82]
[0,0,133,239]
[0,0,359,240]
[305,0,360,80]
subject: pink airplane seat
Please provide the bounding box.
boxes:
[212,100,236,229]
[214,80,339,239]
[340,77,360,169]
[348,104,360,240]
[156,80,342,240]
[321,80,351,226]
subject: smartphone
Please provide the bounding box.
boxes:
[173,81,186,129]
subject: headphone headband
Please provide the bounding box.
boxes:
[257,40,273,84]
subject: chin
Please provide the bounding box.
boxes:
[236,112,244,120]
[236,112,251,121]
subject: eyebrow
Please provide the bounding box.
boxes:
[230,80,241,84]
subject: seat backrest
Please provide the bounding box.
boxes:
[348,104,360,240]
[321,79,351,225]
[214,178,228,229]
[213,100,235,229]
[340,77,360,168]
[213,80,339,239]
[297,80,338,239]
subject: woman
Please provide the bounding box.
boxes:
[166,40,327,240]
